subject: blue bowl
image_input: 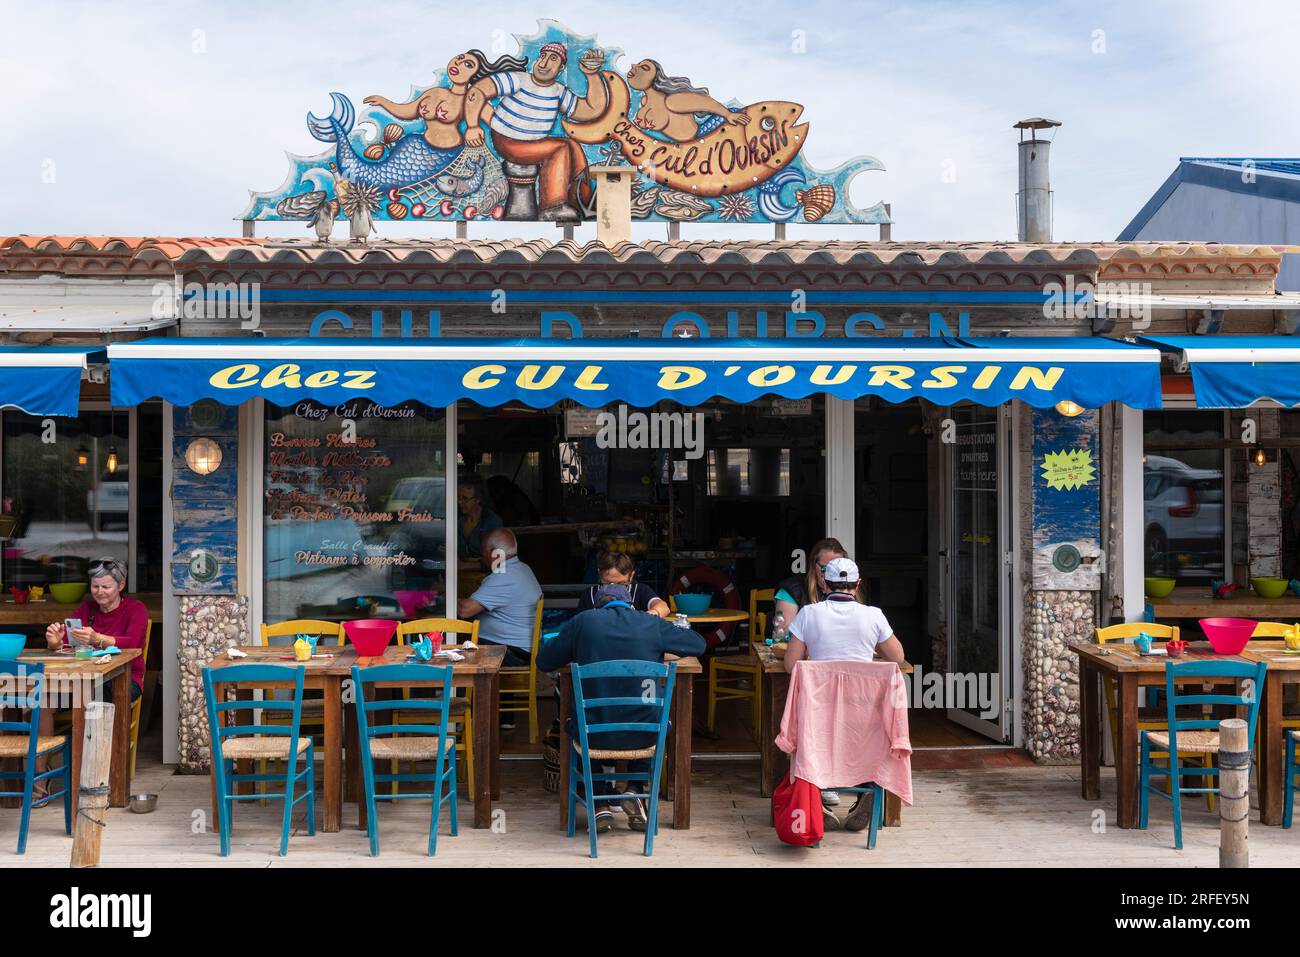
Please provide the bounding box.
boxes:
[673,593,712,616]
[0,634,27,660]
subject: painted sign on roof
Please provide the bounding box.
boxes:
[241,20,889,228]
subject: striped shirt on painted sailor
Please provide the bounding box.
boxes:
[488,71,579,141]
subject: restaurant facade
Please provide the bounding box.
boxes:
[4,232,1299,774]
[5,22,1300,779]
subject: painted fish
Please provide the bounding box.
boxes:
[307,92,459,192]
[434,155,486,197]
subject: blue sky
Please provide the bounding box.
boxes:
[2,0,1297,242]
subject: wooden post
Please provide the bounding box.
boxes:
[71,702,115,868]
[1219,717,1249,869]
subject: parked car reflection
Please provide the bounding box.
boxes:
[1144,453,1225,580]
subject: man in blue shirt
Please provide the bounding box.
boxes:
[457,528,541,668]
[537,583,705,832]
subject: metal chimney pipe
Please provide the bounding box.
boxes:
[1014,118,1060,242]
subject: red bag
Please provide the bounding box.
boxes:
[772,773,824,846]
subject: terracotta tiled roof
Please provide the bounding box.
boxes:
[166,238,1296,267]
[0,237,1291,286]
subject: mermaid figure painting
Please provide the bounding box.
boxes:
[306,49,525,193]
[625,58,749,142]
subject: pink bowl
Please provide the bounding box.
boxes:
[1198,617,1256,655]
[344,619,397,657]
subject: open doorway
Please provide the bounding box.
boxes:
[853,398,1014,748]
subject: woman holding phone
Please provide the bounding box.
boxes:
[44,557,148,701]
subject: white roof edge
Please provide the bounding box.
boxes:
[106,342,1160,363]
[1095,292,1300,310]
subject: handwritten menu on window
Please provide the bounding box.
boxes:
[263,400,446,619]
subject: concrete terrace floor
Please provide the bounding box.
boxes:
[6,753,1300,867]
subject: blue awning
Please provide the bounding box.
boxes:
[0,346,104,416]
[107,336,1163,410]
[1138,335,1300,408]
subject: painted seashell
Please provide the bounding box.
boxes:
[363,143,386,161]
[386,201,409,220]
[796,184,836,222]
[383,123,405,144]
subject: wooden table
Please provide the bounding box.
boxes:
[1076,639,1263,829]
[12,649,140,818]
[1147,586,1300,621]
[0,592,164,626]
[208,644,503,832]
[752,641,905,826]
[556,655,700,830]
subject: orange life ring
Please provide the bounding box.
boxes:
[671,565,741,649]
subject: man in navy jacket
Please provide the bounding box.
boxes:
[537,583,706,832]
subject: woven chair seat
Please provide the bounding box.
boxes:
[1146,730,1221,753]
[578,745,658,760]
[0,734,66,758]
[221,736,312,760]
[368,736,456,761]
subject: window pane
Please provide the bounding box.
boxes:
[1143,412,1225,583]
[2,411,129,587]
[263,400,447,623]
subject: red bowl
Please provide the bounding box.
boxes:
[344,619,397,657]
[1198,617,1256,655]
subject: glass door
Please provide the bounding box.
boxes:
[944,404,1011,742]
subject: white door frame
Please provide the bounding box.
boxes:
[943,403,1018,744]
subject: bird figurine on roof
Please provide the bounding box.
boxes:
[274,189,338,244]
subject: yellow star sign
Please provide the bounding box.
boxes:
[1041,448,1096,491]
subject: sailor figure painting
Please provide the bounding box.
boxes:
[464,42,608,222]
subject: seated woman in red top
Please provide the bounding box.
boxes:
[44,556,148,702]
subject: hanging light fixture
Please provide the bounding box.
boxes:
[1255,447,1267,467]
[1055,400,1085,417]
[105,409,119,474]
[75,444,90,469]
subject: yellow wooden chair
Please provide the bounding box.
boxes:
[256,620,343,799]
[128,621,153,781]
[497,599,544,744]
[1094,622,1214,810]
[393,618,479,796]
[706,588,770,741]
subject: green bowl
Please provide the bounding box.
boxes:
[49,582,87,604]
[1144,577,1176,599]
[1251,577,1290,599]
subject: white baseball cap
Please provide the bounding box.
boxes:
[823,556,860,584]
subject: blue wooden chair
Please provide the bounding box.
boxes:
[820,782,886,849]
[352,662,458,856]
[202,664,315,857]
[1284,730,1300,829]
[0,660,71,854]
[1139,659,1267,849]
[567,659,676,859]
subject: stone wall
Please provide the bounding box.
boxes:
[176,596,249,772]
[1024,589,1093,763]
